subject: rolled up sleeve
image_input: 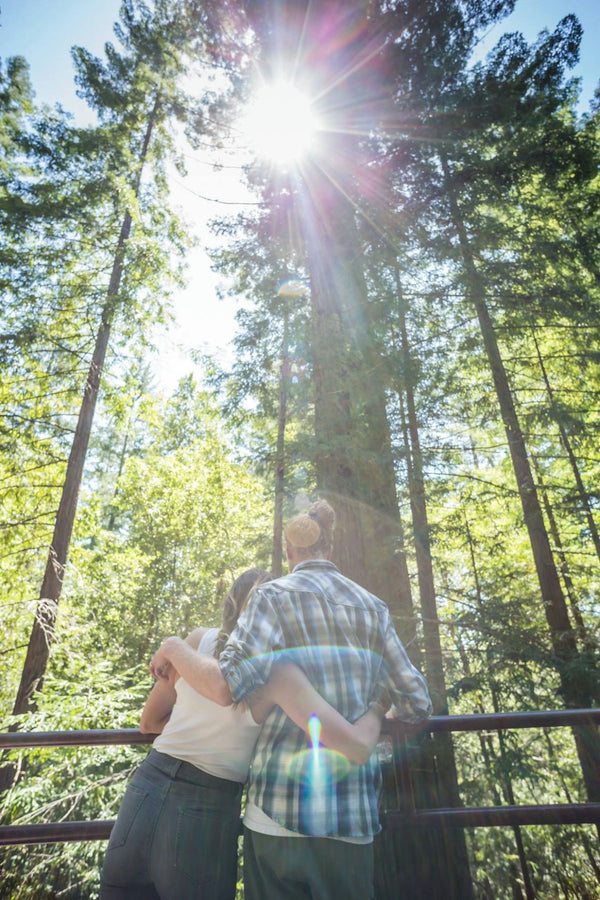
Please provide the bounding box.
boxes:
[381,621,433,723]
[218,587,286,703]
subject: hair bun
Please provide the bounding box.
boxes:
[308,499,335,531]
[285,515,321,549]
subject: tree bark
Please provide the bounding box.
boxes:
[392,279,473,898]
[271,305,289,578]
[531,326,600,565]
[463,516,535,900]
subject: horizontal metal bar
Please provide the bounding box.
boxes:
[383,803,600,828]
[0,821,114,846]
[382,708,600,736]
[1,709,598,751]
[0,729,155,749]
[4,800,600,847]
[1,712,598,848]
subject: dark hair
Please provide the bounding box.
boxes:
[213,568,271,658]
[284,498,336,557]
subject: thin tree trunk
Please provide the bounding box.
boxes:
[10,98,160,721]
[392,269,473,898]
[531,326,600,564]
[107,419,131,532]
[392,388,421,660]
[271,305,289,578]
[463,516,535,900]
[531,455,590,649]
[395,275,445,711]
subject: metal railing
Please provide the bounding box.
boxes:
[1,709,599,846]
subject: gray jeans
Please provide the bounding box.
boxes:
[100,749,243,899]
[243,826,374,900]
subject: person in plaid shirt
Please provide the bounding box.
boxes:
[150,498,431,899]
[220,499,431,900]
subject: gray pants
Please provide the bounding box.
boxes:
[100,749,243,899]
[243,826,374,900]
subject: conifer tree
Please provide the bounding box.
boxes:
[9,0,244,722]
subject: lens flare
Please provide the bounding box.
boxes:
[287,718,351,835]
[287,745,351,784]
[287,712,351,791]
[308,712,321,749]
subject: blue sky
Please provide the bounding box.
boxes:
[1,0,122,122]
[2,0,598,117]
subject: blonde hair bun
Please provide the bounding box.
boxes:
[284,499,336,553]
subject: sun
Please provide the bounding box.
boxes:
[241,83,319,164]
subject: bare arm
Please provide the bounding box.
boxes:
[140,671,177,734]
[149,634,232,706]
[249,662,383,765]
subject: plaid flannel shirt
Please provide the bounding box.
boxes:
[218,559,432,838]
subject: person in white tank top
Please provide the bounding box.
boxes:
[100,569,382,900]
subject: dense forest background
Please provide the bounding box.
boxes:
[1,0,599,897]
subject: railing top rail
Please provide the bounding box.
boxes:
[0,708,598,749]
[0,729,155,749]
[388,707,600,735]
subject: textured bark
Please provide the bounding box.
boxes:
[302,171,414,627]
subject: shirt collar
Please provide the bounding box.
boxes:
[291,559,339,574]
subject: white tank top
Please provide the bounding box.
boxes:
[152,628,261,783]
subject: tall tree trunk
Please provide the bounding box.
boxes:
[531,326,600,564]
[300,136,474,900]
[463,516,535,900]
[393,387,422,660]
[531,455,590,649]
[10,99,159,722]
[300,161,413,624]
[247,5,471,894]
[392,276,473,898]
[271,303,289,578]
[440,150,600,805]
[395,273,445,711]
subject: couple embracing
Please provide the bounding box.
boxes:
[100,499,432,899]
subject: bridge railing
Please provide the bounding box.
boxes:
[1,708,599,845]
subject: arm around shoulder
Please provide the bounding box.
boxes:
[150,636,232,706]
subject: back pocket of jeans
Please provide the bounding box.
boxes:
[107,783,147,850]
[175,803,240,888]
